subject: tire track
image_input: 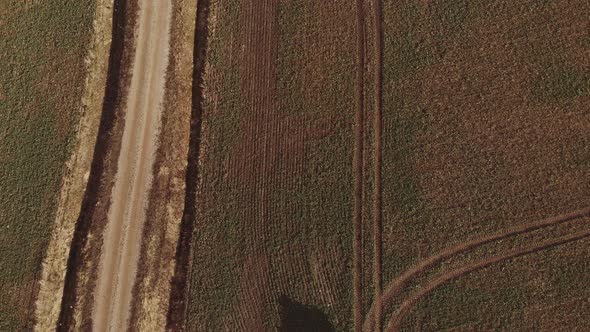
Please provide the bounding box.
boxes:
[371,0,383,331]
[385,227,590,331]
[353,0,366,331]
[363,206,590,332]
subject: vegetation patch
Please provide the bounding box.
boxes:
[0,1,94,329]
[533,65,590,102]
[186,0,356,330]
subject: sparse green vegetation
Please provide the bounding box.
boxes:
[186,0,356,330]
[183,0,590,330]
[0,1,94,329]
[3,0,587,330]
[381,0,590,330]
[416,275,525,330]
[534,65,590,102]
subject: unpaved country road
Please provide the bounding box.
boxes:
[92,1,172,331]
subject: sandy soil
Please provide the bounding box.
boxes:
[92,1,172,331]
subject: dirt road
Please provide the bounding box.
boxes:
[92,2,172,331]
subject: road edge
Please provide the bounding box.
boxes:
[128,0,198,330]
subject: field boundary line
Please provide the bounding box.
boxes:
[363,206,590,332]
[385,227,590,331]
[371,0,384,331]
[33,1,114,330]
[354,0,367,331]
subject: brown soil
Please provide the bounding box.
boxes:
[225,0,289,190]
[522,293,590,330]
[378,1,590,328]
[227,254,271,332]
[185,0,357,329]
[381,0,590,263]
[353,0,366,331]
[227,114,306,189]
[385,227,590,331]
[223,1,283,328]
[363,206,590,332]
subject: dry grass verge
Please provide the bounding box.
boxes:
[33,1,114,330]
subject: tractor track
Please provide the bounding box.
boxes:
[385,226,590,331]
[353,0,367,331]
[371,0,384,330]
[363,206,590,332]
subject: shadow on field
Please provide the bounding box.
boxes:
[278,295,335,332]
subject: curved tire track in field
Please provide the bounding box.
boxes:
[353,0,366,331]
[385,227,590,331]
[371,0,384,330]
[363,207,590,332]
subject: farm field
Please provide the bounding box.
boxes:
[179,0,590,331]
[0,1,95,330]
[1,0,589,331]
[377,0,590,330]
[181,0,357,330]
